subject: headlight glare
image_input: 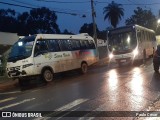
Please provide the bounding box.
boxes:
[133,49,138,56]
[109,53,113,59]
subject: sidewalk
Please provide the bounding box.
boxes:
[0,76,18,91]
[91,57,109,68]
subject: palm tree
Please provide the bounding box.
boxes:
[103,1,124,28]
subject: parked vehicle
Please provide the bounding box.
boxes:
[153,45,160,73]
[6,33,98,86]
[107,24,157,66]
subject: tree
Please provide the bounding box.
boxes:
[0,9,18,33]
[125,7,157,31]
[103,1,124,28]
[18,7,60,35]
[17,12,30,35]
[62,29,73,35]
[79,23,99,37]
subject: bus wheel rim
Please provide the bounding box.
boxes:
[44,70,53,82]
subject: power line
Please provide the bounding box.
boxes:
[35,0,90,3]
[10,0,38,7]
[0,1,86,16]
[95,1,160,6]
[10,0,89,14]
[34,0,160,6]
[0,1,35,9]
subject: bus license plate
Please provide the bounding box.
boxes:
[121,59,126,62]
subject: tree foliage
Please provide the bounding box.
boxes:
[79,23,108,40]
[125,7,157,30]
[0,9,18,33]
[62,29,73,35]
[0,7,60,35]
[103,1,124,28]
[79,23,99,37]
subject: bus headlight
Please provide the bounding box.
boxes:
[109,53,114,59]
[133,49,138,56]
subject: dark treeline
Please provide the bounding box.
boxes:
[0,7,61,36]
[1,2,160,39]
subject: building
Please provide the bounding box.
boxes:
[0,32,19,65]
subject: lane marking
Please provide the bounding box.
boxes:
[79,103,106,120]
[55,98,88,111]
[56,107,80,120]
[0,98,35,110]
[35,98,88,120]
[0,97,16,104]
[0,91,21,95]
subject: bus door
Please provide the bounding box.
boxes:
[58,40,73,71]
[33,40,60,74]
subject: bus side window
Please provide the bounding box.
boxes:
[48,40,60,52]
[137,32,140,40]
[66,40,72,51]
[75,40,81,50]
[143,31,147,41]
[70,40,77,50]
[140,31,144,42]
[146,31,149,41]
[80,40,86,49]
[89,40,95,49]
[34,40,48,56]
[59,40,72,51]
[151,33,156,41]
[84,40,90,49]
[148,32,151,41]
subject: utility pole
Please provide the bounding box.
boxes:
[91,0,97,46]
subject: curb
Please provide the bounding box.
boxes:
[0,77,18,92]
[91,57,109,67]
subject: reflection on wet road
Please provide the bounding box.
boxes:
[1,59,160,119]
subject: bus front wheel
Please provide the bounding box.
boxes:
[81,62,88,74]
[42,69,53,82]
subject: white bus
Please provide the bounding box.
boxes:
[107,24,157,66]
[6,33,98,85]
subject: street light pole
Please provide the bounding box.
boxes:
[91,0,97,47]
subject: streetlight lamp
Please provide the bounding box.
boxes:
[156,19,160,31]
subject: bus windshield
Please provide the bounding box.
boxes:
[8,36,36,62]
[108,32,137,53]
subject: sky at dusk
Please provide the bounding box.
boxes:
[0,0,160,34]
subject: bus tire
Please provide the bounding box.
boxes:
[42,69,53,82]
[81,62,88,74]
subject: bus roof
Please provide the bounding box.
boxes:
[108,24,155,34]
[34,33,94,40]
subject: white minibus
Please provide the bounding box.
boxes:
[6,33,98,85]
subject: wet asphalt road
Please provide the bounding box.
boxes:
[0,59,160,120]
